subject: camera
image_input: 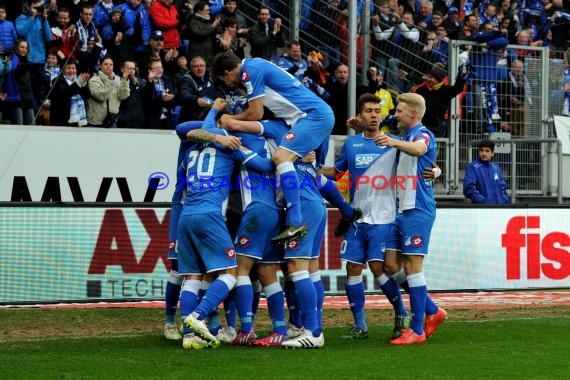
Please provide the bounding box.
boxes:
[34,0,50,15]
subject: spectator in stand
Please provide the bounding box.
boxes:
[415,0,433,29]
[119,0,152,67]
[425,10,443,31]
[498,59,532,137]
[367,67,395,129]
[50,7,77,60]
[218,0,248,40]
[177,55,214,122]
[16,0,52,110]
[276,40,308,80]
[74,4,100,74]
[458,14,479,41]
[371,0,400,79]
[102,9,130,72]
[479,2,499,27]
[463,140,510,204]
[386,10,421,92]
[411,63,467,137]
[5,38,34,125]
[0,5,17,54]
[215,17,246,59]
[117,59,145,128]
[186,1,220,65]
[310,0,345,68]
[49,58,90,127]
[139,30,178,77]
[325,63,367,135]
[148,0,180,51]
[248,5,285,62]
[141,56,176,129]
[87,55,130,127]
[93,0,115,30]
[172,54,189,94]
[442,7,461,40]
[417,30,447,72]
[0,52,11,122]
[469,22,510,134]
[37,48,60,124]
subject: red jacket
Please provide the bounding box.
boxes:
[148,0,180,49]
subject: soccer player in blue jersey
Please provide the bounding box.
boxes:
[278,157,327,349]
[320,93,411,341]
[177,102,274,349]
[211,51,336,242]
[163,121,203,341]
[376,93,447,345]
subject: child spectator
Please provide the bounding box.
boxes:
[0,5,17,55]
[463,140,510,204]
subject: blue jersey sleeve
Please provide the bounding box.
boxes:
[202,107,227,135]
[334,140,349,172]
[231,146,274,173]
[241,59,267,101]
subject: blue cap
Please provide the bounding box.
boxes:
[448,7,458,14]
[150,30,164,40]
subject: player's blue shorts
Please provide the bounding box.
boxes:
[284,199,326,260]
[339,223,392,265]
[388,209,435,255]
[234,202,284,263]
[279,109,334,167]
[177,213,237,274]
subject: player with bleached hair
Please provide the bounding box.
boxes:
[376,93,447,344]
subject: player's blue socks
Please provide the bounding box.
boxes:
[311,271,325,335]
[207,310,221,335]
[223,288,237,329]
[264,281,287,335]
[252,279,262,319]
[377,273,408,317]
[407,272,427,335]
[318,176,354,219]
[235,276,254,333]
[394,268,438,316]
[284,279,302,328]
[291,270,319,337]
[165,270,183,324]
[180,279,201,334]
[277,162,302,226]
[345,275,367,331]
[195,274,237,320]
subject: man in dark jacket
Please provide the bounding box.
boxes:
[248,6,285,61]
[463,140,510,204]
[411,63,466,137]
[117,60,144,128]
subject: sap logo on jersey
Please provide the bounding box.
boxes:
[355,154,380,168]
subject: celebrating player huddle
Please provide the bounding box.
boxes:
[164,51,445,350]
